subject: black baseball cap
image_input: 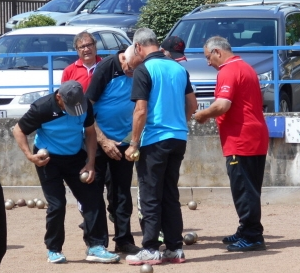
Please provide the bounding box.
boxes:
[58,80,87,116]
[160,36,186,59]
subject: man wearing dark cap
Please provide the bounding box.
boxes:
[160,36,187,62]
[13,80,120,264]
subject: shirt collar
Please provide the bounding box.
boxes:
[219,55,243,69]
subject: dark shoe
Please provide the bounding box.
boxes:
[222,234,240,245]
[108,214,115,223]
[227,238,266,252]
[115,243,141,254]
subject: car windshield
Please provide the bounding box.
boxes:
[38,0,86,13]
[93,0,146,14]
[0,34,78,70]
[170,18,278,50]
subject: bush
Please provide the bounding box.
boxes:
[137,0,224,42]
[15,14,56,29]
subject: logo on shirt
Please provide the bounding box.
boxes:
[220,85,230,93]
[53,112,58,116]
[114,71,119,76]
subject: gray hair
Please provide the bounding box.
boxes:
[73,31,97,49]
[204,36,232,52]
[124,45,135,63]
[133,27,159,47]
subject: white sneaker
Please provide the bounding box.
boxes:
[162,249,186,263]
[126,249,162,265]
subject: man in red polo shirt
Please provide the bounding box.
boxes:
[194,36,269,252]
[61,31,102,92]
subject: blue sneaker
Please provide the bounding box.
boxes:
[227,238,266,252]
[47,251,66,263]
[222,234,240,245]
[86,245,120,263]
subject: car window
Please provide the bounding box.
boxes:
[115,33,130,47]
[92,32,105,50]
[286,13,300,45]
[93,0,146,14]
[101,32,119,49]
[81,0,99,11]
[39,0,86,12]
[171,18,277,49]
[0,34,77,70]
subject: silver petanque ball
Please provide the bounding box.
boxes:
[5,201,14,210]
[27,199,35,208]
[17,198,26,207]
[189,232,198,243]
[79,172,89,183]
[188,200,197,210]
[36,200,45,209]
[37,148,49,160]
[140,263,153,273]
[6,199,15,207]
[184,233,195,245]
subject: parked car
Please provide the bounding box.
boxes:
[5,0,100,33]
[0,25,132,118]
[66,0,147,40]
[166,0,300,112]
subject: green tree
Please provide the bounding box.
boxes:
[14,14,56,29]
[137,0,224,42]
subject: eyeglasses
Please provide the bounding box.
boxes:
[205,49,216,60]
[77,42,95,51]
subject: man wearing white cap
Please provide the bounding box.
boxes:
[13,80,120,264]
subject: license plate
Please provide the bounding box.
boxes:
[0,111,7,118]
[197,102,210,110]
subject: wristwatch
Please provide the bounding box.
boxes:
[130,140,139,147]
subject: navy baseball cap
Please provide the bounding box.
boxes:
[160,36,186,59]
[58,80,87,116]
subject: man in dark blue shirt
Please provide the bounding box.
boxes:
[85,50,140,255]
[13,80,120,264]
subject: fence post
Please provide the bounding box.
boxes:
[12,0,17,16]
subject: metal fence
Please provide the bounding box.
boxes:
[0,0,48,35]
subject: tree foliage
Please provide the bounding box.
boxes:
[15,14,56,29]
[137,0,224,42]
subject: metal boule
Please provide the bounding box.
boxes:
[140,263,153,273]
[37,148,49,160]
[183,233,194,245]
[36,199,45,209]
[27,199,35,208]
[188,200,197,210]
[5,201,14,210]
[79,172,89,183]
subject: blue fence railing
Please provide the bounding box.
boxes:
[1,46,300,112]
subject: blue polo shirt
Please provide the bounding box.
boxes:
[18,91,94,155]
[131,51,193,147]
[85,52,134,143]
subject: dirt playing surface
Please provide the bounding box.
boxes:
[1,203,300,273]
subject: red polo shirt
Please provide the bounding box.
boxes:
[61,56,102,93]
[215,56,269,156]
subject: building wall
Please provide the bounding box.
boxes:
[1,114,299,187]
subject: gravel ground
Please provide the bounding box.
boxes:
[1,202,300,273]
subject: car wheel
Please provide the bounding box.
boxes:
[279,91,292,112]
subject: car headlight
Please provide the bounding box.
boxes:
[19,90,49,104]
[257,71,272,89]
[7,20,18,25]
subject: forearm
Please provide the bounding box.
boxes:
[131,105,147,143]
[84,127,97,166]
[94,121,108,146]
[13,124,33,160]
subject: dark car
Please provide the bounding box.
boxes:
[66,0,147,40]
[167,0,300,112]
